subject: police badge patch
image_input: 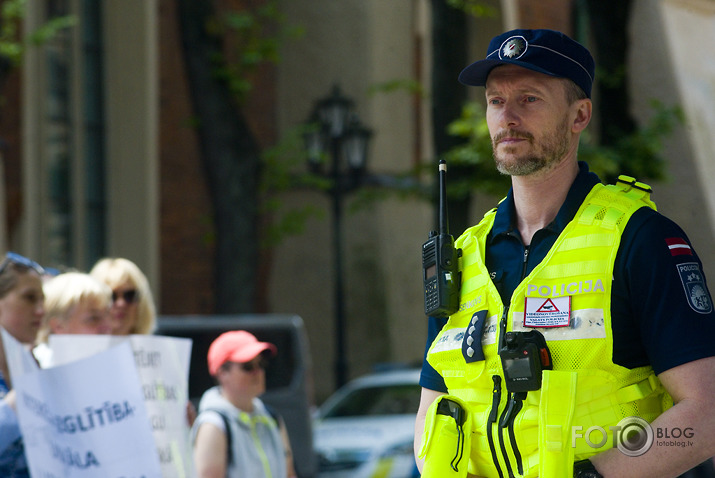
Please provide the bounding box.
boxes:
[676,262,713,314]
[500,36,527,59]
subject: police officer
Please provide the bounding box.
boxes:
[414,29,715,478]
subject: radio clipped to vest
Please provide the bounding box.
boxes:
[423,160,462,317]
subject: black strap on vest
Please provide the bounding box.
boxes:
[208,409,234,466]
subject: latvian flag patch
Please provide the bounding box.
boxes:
[666,237,693,256]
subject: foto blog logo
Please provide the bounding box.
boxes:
[572,417,654,457]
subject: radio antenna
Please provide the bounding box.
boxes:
[438,160,449,235]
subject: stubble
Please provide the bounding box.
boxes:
[492,116,571,177]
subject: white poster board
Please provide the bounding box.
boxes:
[48,335,194,478]
[14,341,163,477]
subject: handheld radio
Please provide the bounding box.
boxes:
[422,160,461,317]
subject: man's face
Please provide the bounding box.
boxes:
[485,65,578,177]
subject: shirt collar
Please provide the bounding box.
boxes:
[490,161,601,239]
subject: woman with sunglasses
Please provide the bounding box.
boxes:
[191,330,296,478]
[90,256,200,430]
[89,257,156,336]
[0,252,46,477]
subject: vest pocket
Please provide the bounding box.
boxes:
[538,370,578,477]
[419,395,472,478]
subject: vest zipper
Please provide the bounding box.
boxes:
[487,375,505,478]
[497,301,525,476]
[492,245,529,476]
[521,245,530,281]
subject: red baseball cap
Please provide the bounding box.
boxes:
[207,330,277,376]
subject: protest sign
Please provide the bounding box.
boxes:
[48,334,193,478]
[14,341,162,477]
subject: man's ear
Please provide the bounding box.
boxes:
[572,99,592,134]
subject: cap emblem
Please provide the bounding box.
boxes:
[500,36,527,59]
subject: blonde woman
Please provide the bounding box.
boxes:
[34,272,113,366]
[90,258,156,336]
[91,258,198,427]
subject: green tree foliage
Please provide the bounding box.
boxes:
[181,0,317,256]
[207,1,302,105]
[205,1,324,249]
[444,0,498,18]
[578,100,684,184]
[0,0,75,67]
[260,125,332,247]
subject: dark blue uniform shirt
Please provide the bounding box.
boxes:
[420,162,715,393]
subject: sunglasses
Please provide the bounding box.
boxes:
[0,252,46,276]
[239,357,269,373]
[112,289,139,304]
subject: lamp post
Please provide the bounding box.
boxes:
[304,85,372,389]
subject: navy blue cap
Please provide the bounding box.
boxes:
[458,29,595,98]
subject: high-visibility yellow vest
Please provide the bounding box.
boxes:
[421,177,672,477]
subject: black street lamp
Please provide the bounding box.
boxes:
[303,85,372,389]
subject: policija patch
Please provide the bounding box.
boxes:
[677,262,713,314]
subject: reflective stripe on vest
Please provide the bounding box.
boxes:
[425,179,671,477]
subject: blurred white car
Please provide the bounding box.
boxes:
[313,368,422,478]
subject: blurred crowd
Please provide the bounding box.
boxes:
[0,254,159,475]
[0,252,293,478]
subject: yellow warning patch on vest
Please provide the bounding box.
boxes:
[524,296,571,327]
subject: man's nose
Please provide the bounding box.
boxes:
[499,101,521,128]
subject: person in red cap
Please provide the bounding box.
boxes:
[191,330,295,478]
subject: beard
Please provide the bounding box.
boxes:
[492,117,571,176]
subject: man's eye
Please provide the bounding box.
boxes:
[526,96,538,102]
